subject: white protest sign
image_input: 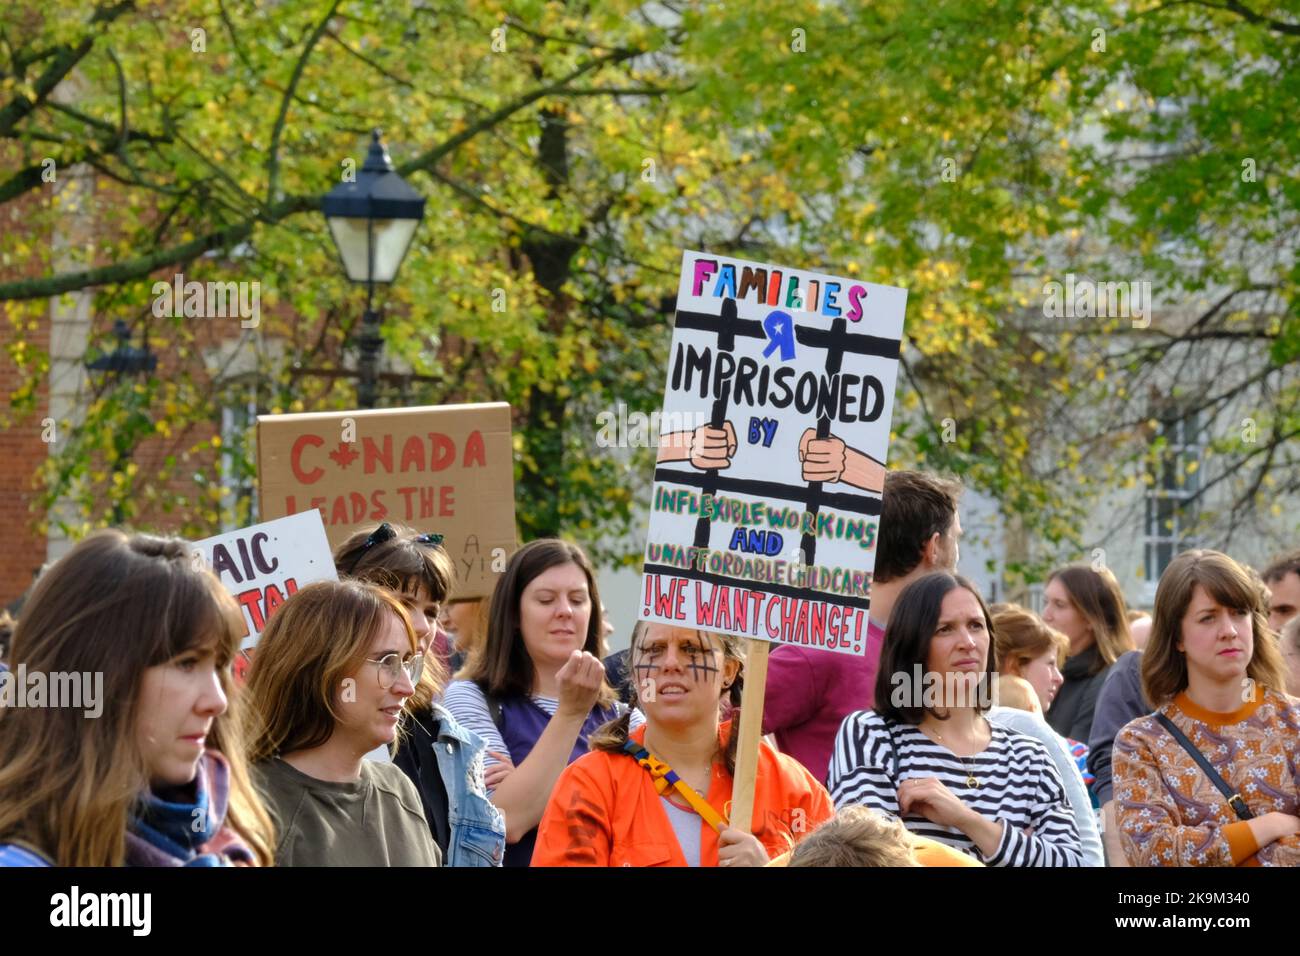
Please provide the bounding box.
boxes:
[639,251,908,656]
[194,510,337,650]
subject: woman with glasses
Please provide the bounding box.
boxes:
[335,522,507,867]
[444,538,636,866]
[244,579,440,866]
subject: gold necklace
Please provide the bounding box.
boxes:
[923,722,983,789]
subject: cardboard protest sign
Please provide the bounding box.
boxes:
[194,510,337,650]
[256,403,516,600]
[639,252,907,656]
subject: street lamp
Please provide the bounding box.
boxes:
[85,319,157,375]
[84,319,156,524]
[322,128,426,408]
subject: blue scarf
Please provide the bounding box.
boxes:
[125,751,253,867]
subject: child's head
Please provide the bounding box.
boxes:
[994,673,1042,715]
[787,806,920,867]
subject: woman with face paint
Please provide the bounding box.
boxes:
[531,622,835,866]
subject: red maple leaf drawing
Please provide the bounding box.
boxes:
[329,442,360,469]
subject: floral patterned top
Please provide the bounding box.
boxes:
[1114,688,1300,866]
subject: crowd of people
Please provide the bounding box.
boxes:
[0,468,1297,868]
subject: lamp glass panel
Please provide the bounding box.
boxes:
[369,218,420,282]
[326,216,374,282]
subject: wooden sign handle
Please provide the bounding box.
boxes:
[728,638,770,833]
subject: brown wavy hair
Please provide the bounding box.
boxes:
[590,621,746,774]
[462,539,616,707]
[244,580,417,762]
[1142,549,1286,706]
[0,531,275,866]
[993,604,1070,672]
[1046,565,1133,673]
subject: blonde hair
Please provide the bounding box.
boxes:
[788,806,919,867]
[995,674,1041,714]
[1142,550,1287,705]
[450,598,491,681]
[244,580,417,762]
[0,531,275,866]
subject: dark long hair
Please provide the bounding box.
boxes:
[873,571,998,725]
[462,538,615,706]
[1046,565,1133,673]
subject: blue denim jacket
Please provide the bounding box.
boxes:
[418,705,507,867]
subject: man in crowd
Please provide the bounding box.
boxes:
[1263,550,1300,634]
[762,470,964,784]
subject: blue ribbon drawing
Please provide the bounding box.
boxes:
[762,309,796,361]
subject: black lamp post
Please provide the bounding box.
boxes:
[322,129,426,409]
[85,319,156,524]
[86,319,157,375]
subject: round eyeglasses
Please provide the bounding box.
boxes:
[365,651,424,690]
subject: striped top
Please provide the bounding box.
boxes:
[829,709,1084,867]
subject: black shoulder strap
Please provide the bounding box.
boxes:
[1154,713,1254,820]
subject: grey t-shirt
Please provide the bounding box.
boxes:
[254,756,441,867]
[660,796,703,867]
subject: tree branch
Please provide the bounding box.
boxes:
[266,0,342,205]
[0,0,135,137]
[394,45,640,178]
[0,193,318,301]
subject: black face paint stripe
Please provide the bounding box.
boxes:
[687,633,720,682]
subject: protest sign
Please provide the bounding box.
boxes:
[640,251,907,656]
[194,510,337,651]
[256,402,516,600]
[639,251,908,833]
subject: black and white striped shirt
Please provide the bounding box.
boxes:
[829,709,1083,867]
